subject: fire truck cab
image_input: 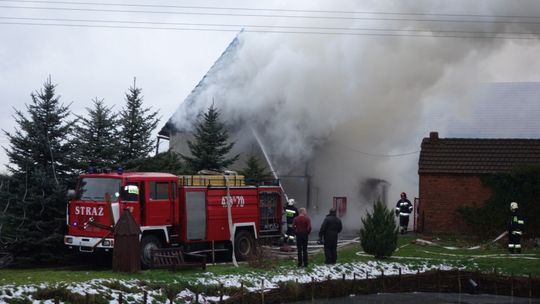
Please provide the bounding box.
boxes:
[64,170,283,267]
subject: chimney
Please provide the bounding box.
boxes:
[429,131,439,140]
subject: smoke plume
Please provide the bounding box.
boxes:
[171,0,540,225]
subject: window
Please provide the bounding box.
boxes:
[150,182,169,200]
[121,182,139,202]
[78,178,121,202]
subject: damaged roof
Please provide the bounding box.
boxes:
[158,33,242,138]
[419,132,540,174]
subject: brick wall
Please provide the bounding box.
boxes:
[419,174,492,234]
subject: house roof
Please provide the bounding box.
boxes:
[419,132,540,174]
[158,33,242,137]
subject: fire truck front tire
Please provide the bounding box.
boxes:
[140,235,162,269]
[234,230,255,261]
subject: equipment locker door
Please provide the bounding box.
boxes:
[185,191,206,240]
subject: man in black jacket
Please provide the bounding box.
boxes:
[319,208,342,264]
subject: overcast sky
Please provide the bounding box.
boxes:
[1,0,540,175]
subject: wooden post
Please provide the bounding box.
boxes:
[458,270,461,294]
[295,279,299,301]
[529,273,533,298]
[381,269,385,292]
[398,268,402,292]
[85,293,89,304]
[241,281,244,304]
[261,278,265,304]
[511,273,514,297]
[366,272,369,279]
[343,273,346,281]
[119,293,123,304]
[437,268,441,293]
[417,269,420,291]
[494,276,497,295]
[311,277,315,302]
[220,283,224,304]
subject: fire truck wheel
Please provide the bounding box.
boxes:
[234,230,255,261]
[140,235,162,269]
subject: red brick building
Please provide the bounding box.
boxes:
[418,132,540,234]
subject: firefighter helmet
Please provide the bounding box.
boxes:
[510,202,518,211]
[288,198,295,206]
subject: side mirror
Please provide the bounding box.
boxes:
[67,189,76,200]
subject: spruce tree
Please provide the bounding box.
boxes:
[118,80,160,164]
[182,104,239,172]
[239,154,271,185]
[360,200,398,259]
[73,98,120,170]
[2,78,75,264]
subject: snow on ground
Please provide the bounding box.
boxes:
[0,260,460,304]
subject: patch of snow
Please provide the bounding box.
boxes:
[0,261,459,303]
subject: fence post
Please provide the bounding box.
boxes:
[311,277,315,302]
[220,283,224,304]
[381,269,385,292]
[529,273,533,298]
[295,279,299,301]
[511,273,514,298]
[458,270,461,294]
[118,293,123,304]
[261,278,265,304]
[398,267,401,292]
[143,291,148,304]
[241,281,244,304]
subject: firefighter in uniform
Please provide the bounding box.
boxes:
[284,198,299,244]
[508,202,524,254]
[395,192,413,234]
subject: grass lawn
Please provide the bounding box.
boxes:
[1,234,539,286]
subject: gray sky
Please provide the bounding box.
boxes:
[1,0,540,177]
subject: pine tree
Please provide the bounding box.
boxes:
[239,154,271,185]
[73,98,120,170]
[182,104,239,172]
[360,200,398,259]
[2,78,75,264]
[118,80,160,164]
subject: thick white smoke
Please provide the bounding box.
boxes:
[171,0,540,225]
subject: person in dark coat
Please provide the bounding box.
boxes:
[292,207,311,267]
[395,192,413,234]
[508,202,524,254]
[318,208,342,264]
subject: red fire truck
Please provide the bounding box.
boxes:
[64,169,283,267]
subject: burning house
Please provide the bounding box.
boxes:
[158,33,392,228]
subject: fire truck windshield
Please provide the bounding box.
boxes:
[78,178,121,202]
